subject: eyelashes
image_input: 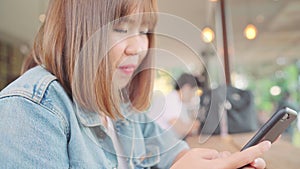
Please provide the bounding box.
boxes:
[139,30,149,35]
[113,28,149,35]
[113,29,128,33]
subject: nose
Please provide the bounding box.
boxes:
[125,35,148,56]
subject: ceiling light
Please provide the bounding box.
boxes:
[244,24,257,40]
[201,27,215,43]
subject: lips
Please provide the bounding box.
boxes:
[118,64,137,75]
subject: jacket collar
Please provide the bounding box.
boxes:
[74,102,134,127]
[74,103,103,127]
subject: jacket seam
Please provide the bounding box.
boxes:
[33,74,57,104]
[0,93,70,138]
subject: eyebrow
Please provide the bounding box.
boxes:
[113,16,150,28]
[115,17,137,25]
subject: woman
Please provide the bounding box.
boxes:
[0,0,270,168]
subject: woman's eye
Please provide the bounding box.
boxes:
[113,29,127,33]
[140,29,149,35]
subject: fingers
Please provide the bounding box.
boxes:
[239,158,266,169]
[188,148,220,160]
[218,151,231,158]
[188,149,231,160]
[172,144,270,169]
[249,158,266,169]
[221,141,271,168]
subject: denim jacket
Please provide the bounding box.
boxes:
[0,66,189,169]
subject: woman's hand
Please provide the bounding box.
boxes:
[171,141,271,169]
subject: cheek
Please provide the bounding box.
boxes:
[142,36,149,48]
[142,36,149,51]
[139,38,149,60]
[109,43,126,67]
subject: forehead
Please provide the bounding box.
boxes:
[112,0,157,29]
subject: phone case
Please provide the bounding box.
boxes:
[241,107,297,151]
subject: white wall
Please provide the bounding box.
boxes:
[0,0,48,45]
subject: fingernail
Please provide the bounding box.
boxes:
[252,158,258,165]
[251,158,265,168]
[262,141,271,152]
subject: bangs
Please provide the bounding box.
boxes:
[114,0,158,31]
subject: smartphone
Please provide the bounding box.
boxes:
[241,107,298,151]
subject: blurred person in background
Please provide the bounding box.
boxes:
[149,73,202,139]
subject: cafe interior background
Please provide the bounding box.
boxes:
[0,0,300,146]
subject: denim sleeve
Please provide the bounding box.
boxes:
[141,114,189,169]
[0,96,69,168]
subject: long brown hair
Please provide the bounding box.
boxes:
[22,0,158,119]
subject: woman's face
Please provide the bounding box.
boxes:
[108,16,149,89]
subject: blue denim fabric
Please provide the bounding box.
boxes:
[0,66,189,169]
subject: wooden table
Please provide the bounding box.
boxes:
[185,133,300,169]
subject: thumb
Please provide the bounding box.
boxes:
[222,141,271,168]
